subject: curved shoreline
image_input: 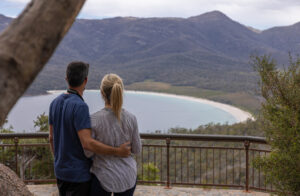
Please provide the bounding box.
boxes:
[125,90,254,122]
[47,89,254,123]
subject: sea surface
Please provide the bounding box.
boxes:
[5,90,237,133]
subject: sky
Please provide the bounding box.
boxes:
[1,0,300,30]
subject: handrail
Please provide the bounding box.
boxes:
[0,132,270,192]
[0,133,49,139]
[0,133,267,144]
[140,133,267,144]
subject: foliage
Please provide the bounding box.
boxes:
[0,120,15,169]
[27,144,54,179]
[168,118,264,136]
[0,119,13,133]
[138,119,268,186]
[34,113,49,132]
[30,113,54,179]
[138,162,160,181]
[252,55,300,195]
[0,128,15,169]
[0,114,54,180]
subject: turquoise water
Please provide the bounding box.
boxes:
[5,90,237,132]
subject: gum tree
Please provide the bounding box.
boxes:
[0,0,86,127]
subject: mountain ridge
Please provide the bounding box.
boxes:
[0,11,299,98]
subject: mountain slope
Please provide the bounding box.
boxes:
[0,14,12,32]
[0,11,298,96]
[261,22,300,53]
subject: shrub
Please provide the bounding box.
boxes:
[138,162,160,181]
[253,55,300,195]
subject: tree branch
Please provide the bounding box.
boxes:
[0,0,86,126]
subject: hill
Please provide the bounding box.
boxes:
[1,11,299,112]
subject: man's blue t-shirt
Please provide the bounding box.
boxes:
[49,93,91,182]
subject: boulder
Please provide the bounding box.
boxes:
[0,163,32,196]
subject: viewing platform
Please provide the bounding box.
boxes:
[0,133,273,195]
[27,184,270,196]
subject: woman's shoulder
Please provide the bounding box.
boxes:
[91,108,109,117]
[121,108,137,122]
[90,108,111,124]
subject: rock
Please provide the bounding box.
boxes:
[0,163,33,196]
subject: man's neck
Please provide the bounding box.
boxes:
[68,86,84,97]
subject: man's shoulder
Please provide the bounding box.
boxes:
[50,93,64,106]
[51,94,88,108]
[73,98,88,107]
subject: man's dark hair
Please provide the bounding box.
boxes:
[66,61,89,87]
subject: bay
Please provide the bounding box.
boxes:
[5,90,238,133]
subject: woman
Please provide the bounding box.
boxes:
[89,73,141,196]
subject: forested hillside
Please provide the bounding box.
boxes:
[1,11,299,112]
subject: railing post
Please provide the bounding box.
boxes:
[165,138,171,189]
[14,137,19,176]
[244,140,250,192]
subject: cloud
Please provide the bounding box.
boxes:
[5,0,29,3]
[78,0,300,29]
[214,0,300,29]
[2,0,300,29]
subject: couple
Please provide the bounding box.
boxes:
[49,61,141,196]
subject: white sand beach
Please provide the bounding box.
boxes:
[125,90,254,123]
[48,90,254,123]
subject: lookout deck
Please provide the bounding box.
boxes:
[27,185,270,196]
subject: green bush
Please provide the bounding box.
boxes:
[253,55,300,195]
[0,115,54,180]
[138,162,160,181]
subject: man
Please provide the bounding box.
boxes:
[48,61,131,196]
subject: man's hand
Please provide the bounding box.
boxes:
[49,124,54,155]
[78,129,132,157]
[116,142,131,157]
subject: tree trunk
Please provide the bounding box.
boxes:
[0,163,33,196]
[0,0,86,127]
[20,154,36,180]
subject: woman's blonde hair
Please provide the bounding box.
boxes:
[100,73,124,120]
